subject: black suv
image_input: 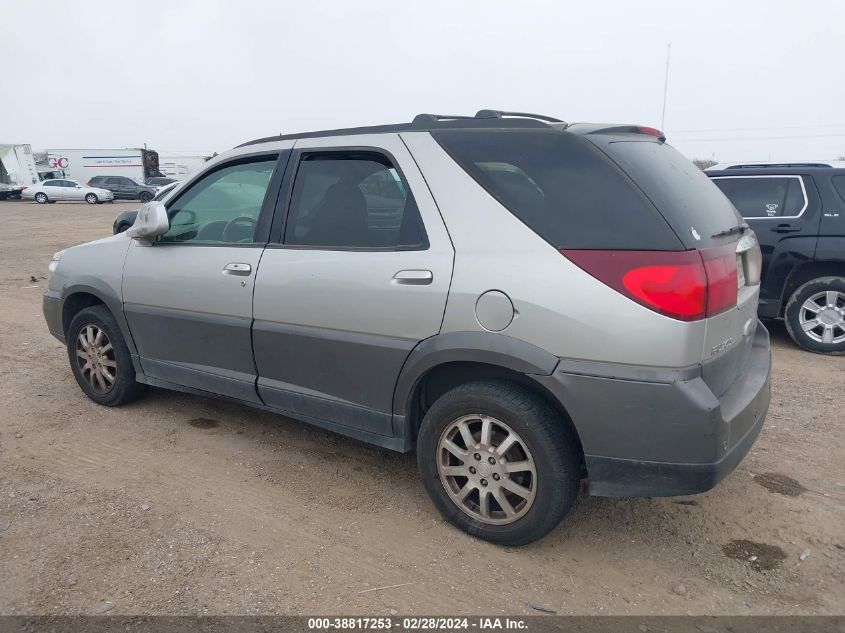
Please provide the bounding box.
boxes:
[708,163,845,354]
[88,175,157,202]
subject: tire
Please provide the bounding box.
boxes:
[417,380,580,546]
[85,193,98,204]
[35,192,48,204]
[784,276,845,355]
[116,223,131,234]
[139,191,153,203]
[66,305,146,406]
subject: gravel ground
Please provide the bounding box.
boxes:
[0,199,842,616]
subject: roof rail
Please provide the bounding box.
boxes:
[724,162,832,170]
[411,113,479,124]
[474,109,565,123]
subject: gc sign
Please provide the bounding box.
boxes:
[48,157,68,168]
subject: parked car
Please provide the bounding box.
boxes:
[145,176,178,187]
[23,179,114,204]
[87,175,157,202]
[707,162,845,354]
[0,183,24,200]
[43,110,770,545]
[113,181,180,234]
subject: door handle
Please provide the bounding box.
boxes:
[223,262,252,276]
[393,269,433,285]
[772,223,801,233]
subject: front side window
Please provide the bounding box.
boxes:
[284,151,426,249]
[43,180,58,187]
[160,158,277,244]
[712,176,807,218]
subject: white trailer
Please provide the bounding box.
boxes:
[0,144,40,186]
[44,148,162,184]
[158,153,212,179]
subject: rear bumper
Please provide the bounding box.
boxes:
[534,322,771,497]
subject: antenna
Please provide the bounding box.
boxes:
[661,43,671,130]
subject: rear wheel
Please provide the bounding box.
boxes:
[85,193,98,204]
[785,277,845,355]
[67,305,146,406]
[35,192,48,204]
[139,191,153,203]
[417,380,580,545]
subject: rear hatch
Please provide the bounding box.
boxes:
[433,126,762,381]
[591,132,762,387]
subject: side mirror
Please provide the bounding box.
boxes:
[126,201,169,244]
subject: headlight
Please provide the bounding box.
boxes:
[48,249,65,274]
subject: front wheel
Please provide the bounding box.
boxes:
[785,277,845,354]
[417,381,581,546]
[85,193,98,204]
[67,305,146,406]
[35,192,48,204]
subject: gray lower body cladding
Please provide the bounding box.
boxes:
[534,323,771,497]
[43,292,64,342]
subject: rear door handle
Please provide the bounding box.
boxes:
[223,262,252,276]
[393,269,433,285]
[772,223,801,233]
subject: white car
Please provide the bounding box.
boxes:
[23,179,114,204]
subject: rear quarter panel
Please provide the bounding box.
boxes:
[401,132,706,368]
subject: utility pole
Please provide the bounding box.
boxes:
[661,43,671,131]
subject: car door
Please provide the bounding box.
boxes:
[252,134,454,439]
[103,177,123,198]
[711,174,822,316]
[121,149,290,402]
[42,180,64,200]
[63,180,85,201]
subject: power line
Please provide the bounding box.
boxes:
[673,132,845,142]
[670,124,845,135]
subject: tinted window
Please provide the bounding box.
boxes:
[59,180,76,188]
[433,130,681,250]
[712,177,806,218]
[832,175,845,204]
[283,152,427,249]
[105,177,123,186]
[598,140,743,246]
[43,180,58,187]
[160,159,276,244]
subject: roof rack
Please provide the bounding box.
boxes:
[725,162,832,169]
[238,109,564,148]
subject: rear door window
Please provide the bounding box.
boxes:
[432,130,681,250]
[711,176,807,218]
[283,151,427,250]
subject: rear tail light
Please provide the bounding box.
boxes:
[562,247,738,321]
[86,181,92,186]
[636,126,665,139]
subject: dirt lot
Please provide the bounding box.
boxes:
[0,199,842,616]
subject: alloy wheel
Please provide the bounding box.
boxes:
[437,414,537,525]
[799,290,845,345]
[75,324,117,393]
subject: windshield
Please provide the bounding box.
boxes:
[153,182,178,201]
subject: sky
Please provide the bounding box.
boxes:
[2,0,844,163]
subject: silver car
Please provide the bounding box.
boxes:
[43,110,771,545]
[24,178,114,204]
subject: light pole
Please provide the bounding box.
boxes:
[661,43,671,131]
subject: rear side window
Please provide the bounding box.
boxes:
[597,140,743,247]
[832,175,845,204]
[432,130,681,250]
[711,176,807,218]
[283,151,427,250]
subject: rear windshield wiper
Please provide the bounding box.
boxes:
[712,223,749,239]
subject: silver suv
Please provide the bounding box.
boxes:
[43,111,772,545]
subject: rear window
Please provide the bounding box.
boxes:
[432,130,682,250]
[597,140,743,247]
